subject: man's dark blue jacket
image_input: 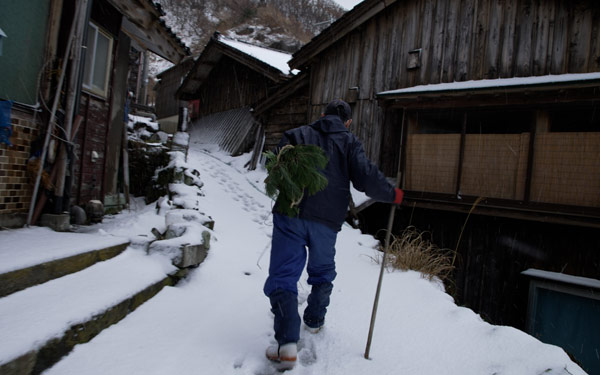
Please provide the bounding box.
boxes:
[274,114,395,231]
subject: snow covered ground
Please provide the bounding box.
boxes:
[40,145,585,375]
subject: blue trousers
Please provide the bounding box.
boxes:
[264,213,338,344]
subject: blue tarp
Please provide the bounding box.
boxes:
[0,100,13,146]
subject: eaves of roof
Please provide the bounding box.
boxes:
[377,72,600,99]
[254,72,309,115]
[376,72,600,108]
[177,35,289,100]
[108,0,190,63]
[156,55,196,79]
[289,0,398,70]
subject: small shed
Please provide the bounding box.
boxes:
[178,33,295,156]
[154,56,196,133]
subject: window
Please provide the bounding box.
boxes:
[465,109,532,134]
[549,104,600,132]
[83,22,112,97]
[414,109,533,134]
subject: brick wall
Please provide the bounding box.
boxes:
[73,94,108,205]
[0,109,38,217]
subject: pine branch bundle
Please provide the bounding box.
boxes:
[264,144,328,217]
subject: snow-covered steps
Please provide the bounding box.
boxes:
[0,227,130,297]
[0,248,178,375]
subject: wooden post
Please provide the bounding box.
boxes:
[122,116,130,207]
[177,104,188,132]
[54,0,89,212]
[455,112,467,197]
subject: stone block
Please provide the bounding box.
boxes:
[165,209,214,230]
[179,235,210,268]
[148,227,211,269]
[40,213,70,232]
[0,213,27,228]
[85,200,104,223]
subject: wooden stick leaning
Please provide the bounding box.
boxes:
[364,170,401,359]
[364,109,406,359]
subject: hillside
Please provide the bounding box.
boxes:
[151,0,344,74]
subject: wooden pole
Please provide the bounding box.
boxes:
[26,1,82,226]
[54,0,89,212]
[364,109,406,359]
[122,112,130,207]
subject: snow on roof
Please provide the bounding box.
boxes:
[378,72,600,97]
[219,37,297,76]
[522,268,600,290]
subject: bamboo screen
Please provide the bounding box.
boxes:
[405,134,460,194]
[531,133,600,207]
[460,134,530,200]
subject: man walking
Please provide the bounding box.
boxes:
[264,99,403,370]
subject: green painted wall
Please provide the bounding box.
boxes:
[0,0,50,105]
[533,288,600,375]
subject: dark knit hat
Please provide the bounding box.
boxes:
[324,99,352,122]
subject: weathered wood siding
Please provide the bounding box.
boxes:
[195,55,277,117]
[155,59,195,119]
[358,201,600,330]
[262,91,310,152]
[307,0,600,165]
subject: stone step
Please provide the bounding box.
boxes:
[0,248,184,375]
[0,227,130,298]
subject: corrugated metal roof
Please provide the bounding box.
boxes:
[188,107,259,156]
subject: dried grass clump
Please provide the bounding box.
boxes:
[384,226,455,283]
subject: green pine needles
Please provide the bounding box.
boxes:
[264,144,329,217]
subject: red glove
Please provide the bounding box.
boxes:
[394,188,404,205]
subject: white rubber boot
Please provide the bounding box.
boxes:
[266,342,297,371]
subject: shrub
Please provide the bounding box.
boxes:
[381,226,455,283]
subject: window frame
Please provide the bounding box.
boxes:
[82,22,113,98]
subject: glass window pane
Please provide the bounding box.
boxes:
[83,25,96,87]
[92,32,109,91]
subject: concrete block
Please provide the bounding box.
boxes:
[148,228,211,269]
[0,213,27,228]
[40,213,70,232]
[179,234,210,268]
[86,200,104,223]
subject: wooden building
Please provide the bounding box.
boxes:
[254,72,311,152]
[154,56,196,133]
[0,0,188,226]
[178,33,296,156]
[288,0,600,372]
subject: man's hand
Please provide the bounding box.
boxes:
[394,188,404,205]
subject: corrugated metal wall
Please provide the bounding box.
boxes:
[188,106,259,156]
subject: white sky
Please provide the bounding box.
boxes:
[333,0,363,10]
[0,135,586,374]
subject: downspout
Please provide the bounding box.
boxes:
[54,0,91,213]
